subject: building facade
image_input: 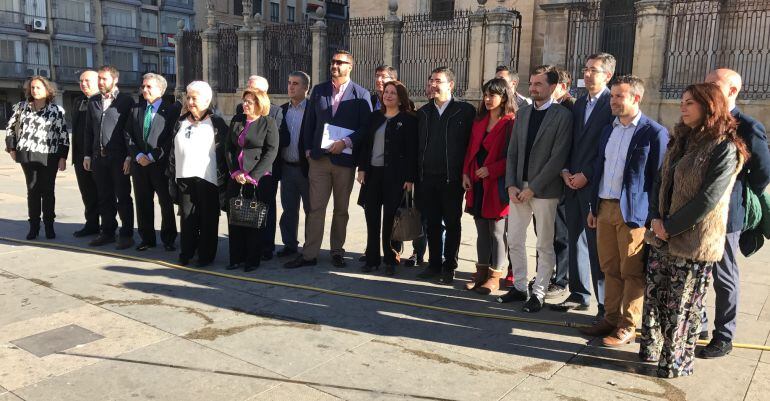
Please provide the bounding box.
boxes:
[0,0,195,127]
[192,0,347,29]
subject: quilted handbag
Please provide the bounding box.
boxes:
[228,184,268,229]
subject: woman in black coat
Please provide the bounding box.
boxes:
[356,80,418,275]
[224,88,279,271]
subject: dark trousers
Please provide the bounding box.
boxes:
[227,180,265,266]
[703,231,741,341]
[178,177,220,264]
[74,160,99,229]
[21,160,58,222]
[552,197,570,287]
[258,174,278,255]
[417,175,464,271]
[92,155,134,238]
[363,167,401,266]
[279,163,310,251]
[565,189,604,308]
[131,161,177,246]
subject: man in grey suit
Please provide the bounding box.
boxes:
[497,65,572,313]
[552,53,615,317]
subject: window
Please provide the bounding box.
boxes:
[142,53,159,73]
[57,0,90,21]
[105,48,138,72]
[0,36,23,63]
[161,54,175,75]
[270,2,279,22]
[430,0,454,20]
[161,14,188,33]
[103,6,136,28]
[57,43,92,67]
[141,11,158,33]
[254,0,263,16]
[236,0,263,16]
[287,6,294,22]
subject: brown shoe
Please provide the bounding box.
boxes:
[465,263,489,290]
[602,326,636,347]
[475,267,504,295]
[578,319,615,337]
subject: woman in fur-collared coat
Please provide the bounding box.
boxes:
[640,83,748,378]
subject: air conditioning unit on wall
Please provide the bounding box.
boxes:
[32,18,47,31]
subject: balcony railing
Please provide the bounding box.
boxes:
[25,64,51,78]
[103,25,139,42]
[0,62,26,79]
[119,70,142,85]
[162,0,193,9]
[53,18,94,36]
[141,35,159,47]
[55,66,90,83]
[142,0,158,5]
[0,10,24,27]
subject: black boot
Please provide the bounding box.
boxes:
[44,220,55,239]
[26,219,40,240]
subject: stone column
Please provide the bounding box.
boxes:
[633,0,672,118]
[539,0,573,67]
[483,3,516,81]
[251,15,265,76]
[174,19,186,100]
[310,8,328,86]
[201,6,219,92]
[382,0,402,71]
[236,1,253,92]
[464,3,487,101]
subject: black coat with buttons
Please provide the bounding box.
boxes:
[356,110,418,210]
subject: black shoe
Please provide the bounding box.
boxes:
[360,264,379,273]
[73,226,99,238]
[697,339,732,359]
[244,264,259,272]
[384,264,396,276]
[135,242,156,251]
[545,283,567,299]
[26,220,40,240]
[116,237,135,250]
[496,288,529,303]
[164,243,176,252]
[261,252,273,261]
[89,234,116,247]
[550,297,590,312]
[277,247,297,257]
[226,263,242,270]
[43,221,55,239]
[178,255,190,266]
[522,295,544,313]
[699,331,709,341]
[403,254,418,267]
[528,277,535,292]
[284,256,317,269]
[417,266,441,279]
[195,260,212,268]
[358,254,367,262]
[332,254,346,267]
[438,269,455,285]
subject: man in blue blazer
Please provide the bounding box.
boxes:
[699,68,770,358]
[579,76,668,347]
[284,50,372,269]
[552,53,616,317]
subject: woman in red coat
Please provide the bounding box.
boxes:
[462,78,516,295]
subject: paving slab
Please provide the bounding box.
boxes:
[500,374,646,401]
[247,382,341,401]
[0,274,84,326]
[745,361,770,401]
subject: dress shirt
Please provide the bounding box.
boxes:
[331,79,350,116]
[435,95,453,116]
[283,98,306,163]
[136,98,163,163]
[583,90,603,124]
[598,112,642,200]
[534,98,554,111]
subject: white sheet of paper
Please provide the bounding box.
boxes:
[321,123,355,155]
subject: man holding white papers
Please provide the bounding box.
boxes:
[284,50,373,269]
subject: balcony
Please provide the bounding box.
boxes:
[0,62,26,79]
[0,10,25,28]
[25,64,51,78]
[56,66,90,83]
[53,18,95,37]
[103,25,140,42]
[140,34,159,47]
[162,0,193,10]
[141,0,158,5]
[119,70,142,85]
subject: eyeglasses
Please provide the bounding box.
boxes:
[330,60,351,66]
[429,79,448,85]
[582,67,606,75]
[184,124,193,139]
[242,99,256,105]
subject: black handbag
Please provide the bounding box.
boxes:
[391,189,423,242]
[228,184,268,229]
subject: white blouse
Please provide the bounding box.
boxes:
[174,118,218,186]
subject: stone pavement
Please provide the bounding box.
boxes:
[0,145,768,401]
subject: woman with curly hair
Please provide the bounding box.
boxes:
[640,83,748,378]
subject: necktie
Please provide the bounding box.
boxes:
[143,103,153,151]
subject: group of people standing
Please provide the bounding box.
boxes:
[5,49,768,379]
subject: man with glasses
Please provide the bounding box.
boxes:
[284,50,372,269]
[552,53,615,318]
[371,65,396,111]
[415,66,476,284]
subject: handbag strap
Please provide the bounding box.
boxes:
[238,182,257,199]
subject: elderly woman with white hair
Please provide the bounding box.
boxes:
[167,81,228,267]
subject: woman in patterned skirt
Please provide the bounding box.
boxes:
[4,76,69,240]
[641,83,748,378]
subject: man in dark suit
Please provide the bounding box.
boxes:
[552,53,615,317]
[124,73,181,251]
[277,71,311,258]
[236,75,284,260]
[71,69,100,237]
[414,66,476,284]
[699,68,770,358]
[581,75,669,346]
[83,65,136,250]
[284,50,373,269]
